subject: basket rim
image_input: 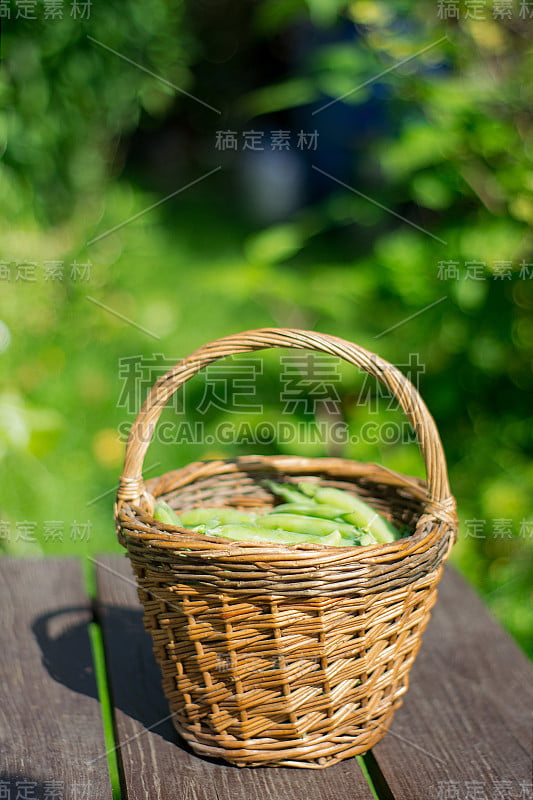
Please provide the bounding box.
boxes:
[115,454,457,566]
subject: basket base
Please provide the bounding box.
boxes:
[171,706,399,768]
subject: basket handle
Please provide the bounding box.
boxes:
[117,328,455,521]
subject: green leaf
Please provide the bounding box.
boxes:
[245,224,305,265]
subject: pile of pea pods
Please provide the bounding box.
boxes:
[153,481,407,547]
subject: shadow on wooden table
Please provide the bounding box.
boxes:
[32,604,181,748]
[32,602,254,773]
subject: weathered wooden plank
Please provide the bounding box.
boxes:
[370,566,533,799]
[95,554,375,800]
[0,558,113,800]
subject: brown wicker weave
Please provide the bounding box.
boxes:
[115,328,458,768]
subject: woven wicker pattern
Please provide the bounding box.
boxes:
[115,329,458,768]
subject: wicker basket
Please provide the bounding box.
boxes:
[114,328,458,769]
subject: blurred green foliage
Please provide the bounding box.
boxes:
[1,1,531,656]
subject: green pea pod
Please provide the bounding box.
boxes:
[358,530,379,546]
[154,501,182,527]
[180,507,257,527]
[205,524,346,547]
[297,482,364,511]
[270,503,350,520]
[256,512,360,538]
[263,480,315,506]
[298,483,398,543]
[341,511,397,543]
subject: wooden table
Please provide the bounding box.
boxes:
[1,557,532,800]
